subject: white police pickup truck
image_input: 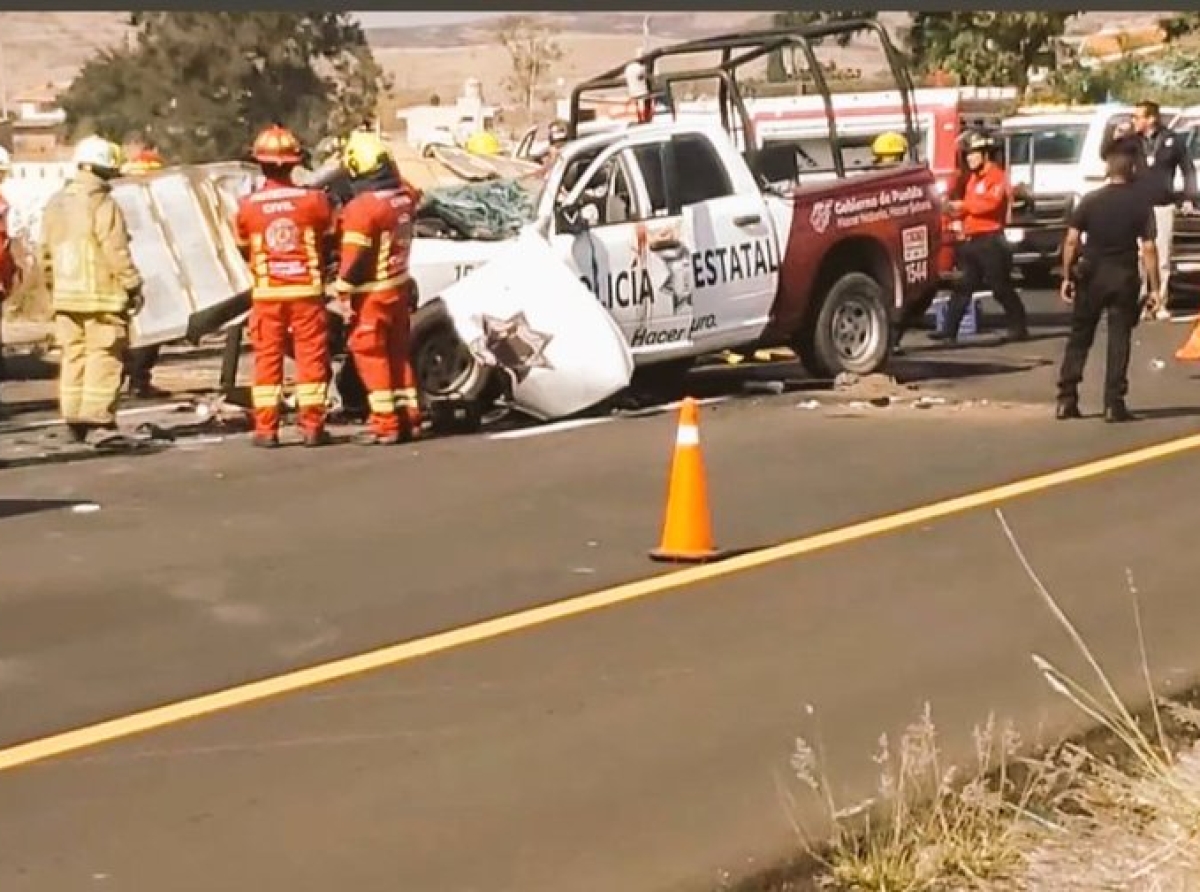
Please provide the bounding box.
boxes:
[408,113,942,429]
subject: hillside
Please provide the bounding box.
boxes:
[0,12,131,99]
[0,11,1178,107]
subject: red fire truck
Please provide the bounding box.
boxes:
[737,86,1017,282]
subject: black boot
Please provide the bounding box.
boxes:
[130,379,172,400]
[1056,398,1082,420]
[1105,400,1136,423]
[66,422,93,443]
[302,429,332,448]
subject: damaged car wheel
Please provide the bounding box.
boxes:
[410,299,495,433]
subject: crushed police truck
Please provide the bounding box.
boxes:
[406,20,943,428]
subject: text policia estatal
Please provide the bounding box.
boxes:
[580,236,782,311]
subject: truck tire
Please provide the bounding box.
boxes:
[799,272,891,380]
[410,300,495,434]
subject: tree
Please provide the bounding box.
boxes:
[1160,12,1200,41]
[766,10,878,83]
[905,12,1079,96]
[494,16,563,116]
[1042,55,1147,104]
[59,12,389,164]
[59,45,156,145]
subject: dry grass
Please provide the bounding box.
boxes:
[767,508,1200,892]
[783,700,1078,892]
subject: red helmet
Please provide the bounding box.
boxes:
[252,125,303,165]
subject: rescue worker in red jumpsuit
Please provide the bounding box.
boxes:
[0,146,17,392]
[234,125,336,448]
[938,130,1028,343]
[334,130,422,444]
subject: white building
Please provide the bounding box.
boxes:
[396,78,500,152]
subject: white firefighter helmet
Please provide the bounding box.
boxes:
[73,135,122,172]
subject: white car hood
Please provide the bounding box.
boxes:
[436,227,634,420]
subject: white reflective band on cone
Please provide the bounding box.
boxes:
[676,424,699,446]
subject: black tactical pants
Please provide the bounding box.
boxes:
[1057,257,1141,407]
[944,232,1028,339]
[124,344,160,389]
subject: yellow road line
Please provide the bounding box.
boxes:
[4,430,1200,773]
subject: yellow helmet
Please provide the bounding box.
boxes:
[465,130,501,156]
[872,131,908,159]
[342,129,390,178]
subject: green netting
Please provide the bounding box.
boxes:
[419,176,542,241]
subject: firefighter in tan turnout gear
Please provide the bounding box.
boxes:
[39,136,145,444]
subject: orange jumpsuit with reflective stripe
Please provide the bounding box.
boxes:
[234,178,335,438]
[0,195,15,300]
[334,184,420,439]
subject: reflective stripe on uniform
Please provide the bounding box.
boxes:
[395,387,419,408]
[252,384,283,408]
[250,233,269,281]
[251,283,325,300]
[368,390,397,413]
[52,294,129,314]
[333,272,411,295]
[304,227,320,285]
[342,231,372,248]
[294,381,328,408]
[376,230,393,283]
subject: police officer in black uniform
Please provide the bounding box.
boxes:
[1102,100,1198,317]
[1056,144,1159,423]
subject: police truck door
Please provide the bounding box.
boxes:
[645,130,781,353]
[553,138,696,360]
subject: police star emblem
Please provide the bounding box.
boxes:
[471,312,554,384]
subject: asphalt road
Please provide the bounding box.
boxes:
[3,302,1200,890]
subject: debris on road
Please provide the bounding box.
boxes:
[742,380,786,396]
[833,372,919,402]
[185,395,252,430]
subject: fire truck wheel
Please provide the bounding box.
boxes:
[802,272,891,380]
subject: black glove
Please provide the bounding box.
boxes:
[127,287,145,316]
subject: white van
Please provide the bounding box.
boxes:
[1165,105,1200,302]
[1000,103,1180,281]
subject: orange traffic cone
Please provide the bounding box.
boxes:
[650,397,722,563]
[1176,319,1200,361]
